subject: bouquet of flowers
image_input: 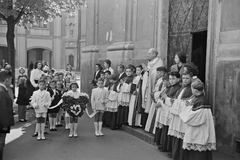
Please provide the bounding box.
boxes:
[62,92,89,117]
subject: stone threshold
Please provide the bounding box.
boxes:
[122,126,237,160]
[122,126,155,145]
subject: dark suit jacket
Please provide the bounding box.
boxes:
[104,79,111,88]
[116,72,127,85]
[92,70,101,86]
[118,72,127,80]
[47,88,62,113]
[0,85,14,133]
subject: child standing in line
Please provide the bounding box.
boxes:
[105,75,119,130]
[145,66,167,133]
[103,71,111,89]
[63,82,81,138]
[16,77,29,122]
[56,81,64,127]
[180,81,216,160]
[31,80,51,140]
[128,65,142,126]
[159,71,181,153]
[117,66,134,127]
[47,80,62,131]
[91,78,109,136]
[154,74,170,147]
[64,76,71,130]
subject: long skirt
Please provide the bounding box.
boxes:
[117,105,129,126]
[140,108,148,128]
[145,102,156,132]
[160,125,172,151]
[183,150,212,160]
[103,111,111,127]
[154,127,162,145]
[18,105,27,120]
[128,95,136,126]
[172,137,184,160]
[109,112,118,130]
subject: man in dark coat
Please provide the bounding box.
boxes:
[0,70,14,160]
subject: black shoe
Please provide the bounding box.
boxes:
[32,132,38,137]
[158,146,163,150]
[167,153,172,158]
[44,132,48,134]
[19,119,27,122]
[56,124,62,127]
[53,128,57,131]
[50,129,53,131]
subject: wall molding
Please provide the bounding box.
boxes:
[107,41,134,51]
[82,45,99,53]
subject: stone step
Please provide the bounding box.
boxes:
[122,126,155,145]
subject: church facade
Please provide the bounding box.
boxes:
[0,17,66,70]
[81,0,240,158]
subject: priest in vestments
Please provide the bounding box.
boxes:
[141,48,164,128]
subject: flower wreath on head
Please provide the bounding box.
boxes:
[61,91,89,117]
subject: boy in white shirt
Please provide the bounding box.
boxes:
[31,80,51,140]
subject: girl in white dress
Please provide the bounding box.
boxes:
[63,82,81,138]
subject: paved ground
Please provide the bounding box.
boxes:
[4,110,170,160]
[5,74,235,160]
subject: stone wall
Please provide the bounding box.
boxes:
[81,0,169,95]
[207,0,240,158]
[82,0,240,158]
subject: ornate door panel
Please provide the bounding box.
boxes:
[168,0,208,68]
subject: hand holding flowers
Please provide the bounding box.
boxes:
[62,92,89,117]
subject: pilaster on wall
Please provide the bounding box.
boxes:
[106,42,134,67]
[81,0,170,93]
[156,0,169,65]
[81,45,100,94]
[207,0,240,158]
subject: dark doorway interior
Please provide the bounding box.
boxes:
[191,31,207,84]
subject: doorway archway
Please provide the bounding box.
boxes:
[27,48,52,68]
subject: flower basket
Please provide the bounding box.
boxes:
[62,93,89,117]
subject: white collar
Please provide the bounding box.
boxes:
[148,57,159,69]
[0,83,7,91]
[193,76,197,79]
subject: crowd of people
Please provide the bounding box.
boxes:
[90,48,216,160]
[0,47,216,160]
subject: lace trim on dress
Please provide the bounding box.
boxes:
[156,122,163,129]
[118,102,129,106]
[183,143,216,151]
[161,116,171,126]
[106,107,118,112]
[168,130,185,139]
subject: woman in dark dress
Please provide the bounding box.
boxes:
[16,77,29,122]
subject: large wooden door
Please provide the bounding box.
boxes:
[168,0,209,69]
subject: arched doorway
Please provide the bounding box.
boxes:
[69,55,74,67]
[27,48,52,68]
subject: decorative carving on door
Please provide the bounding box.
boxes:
[168,0,208,68]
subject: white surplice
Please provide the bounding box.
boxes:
[180,106,216,151]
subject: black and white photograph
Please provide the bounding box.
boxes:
[0,0,239,160]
